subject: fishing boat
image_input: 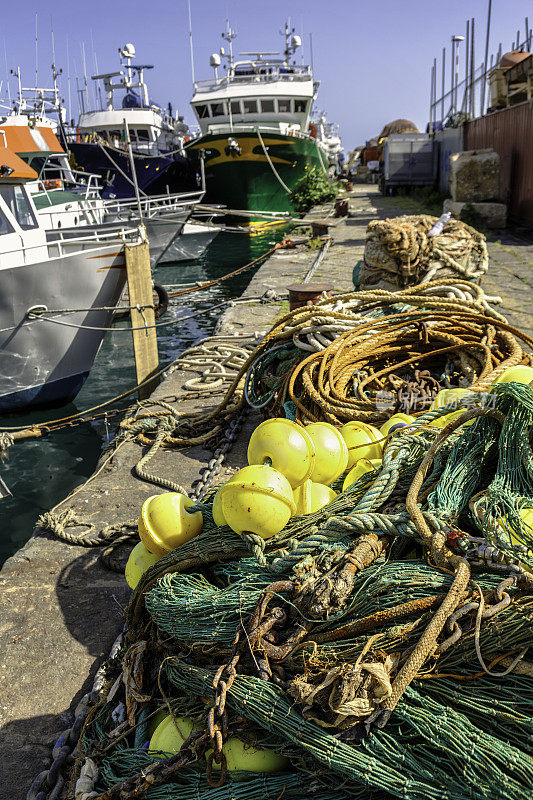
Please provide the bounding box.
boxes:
[310,111,344,175]
[68,43,198,199]
[0,145,140,412]
[186,21,328,220]
[0,114,205,267]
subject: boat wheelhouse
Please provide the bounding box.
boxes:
[186,22,328,219]
[68,44,197,198]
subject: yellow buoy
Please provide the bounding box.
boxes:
[247,418,315,488]
[497,507,533,573]
[305,422,348,485]
[429,388,475,427]
[147,708,170,739]
[219,465,296,538]
[149,714,199,754]
[293,479,337,515]
[138,493,203,556]
[342,458,382,492]
[493,365,533,386]
[340,421,383,469]
[212,737,289,773]
[379,413,416,437]
[124,542,161,589]
[212,486,227,527]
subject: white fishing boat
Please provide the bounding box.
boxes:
[0,145,141,412]
[0,115,205,267]
[310,111,344,175]
[162,217,220,263]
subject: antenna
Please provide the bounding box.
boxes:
[34,13,38,92]
[90,30,103,107]
[3,40,10,101]
[187,0,195,84]
[50,17,63,112]
[81,41,89,111]
[222,20,237,68]
[66,34,72,123]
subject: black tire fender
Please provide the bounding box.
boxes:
[153,282,169,318]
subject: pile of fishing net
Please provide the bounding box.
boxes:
[74,379,533,800]
[360,215,489,290]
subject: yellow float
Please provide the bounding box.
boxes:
[218,465,296,538]
[212,487,227,527]
[147,707,170,739]
[139,493,203,556]
[342,458,382,492]
[124,542,161,589]
[293,479,336,515]
[149,714,199,754]
[247,418,315,488]
[429,388,476,427]
[493,365,533,386]
[496,507,533,573]
[305,422,348,484]
[380,413,416,437]
[212,737,289,773]
[340,421,383,469]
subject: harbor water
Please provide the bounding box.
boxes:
[0,227,285,567]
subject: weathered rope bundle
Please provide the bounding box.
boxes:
[73,384,533,800]
[361,214,489,289]
[245,283,533,424]
[120,280,515,452]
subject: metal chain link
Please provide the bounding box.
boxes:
[190,409,248,500]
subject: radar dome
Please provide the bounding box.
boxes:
[210,53,221,67]
[291,35,302,49]
[121,43,136,58]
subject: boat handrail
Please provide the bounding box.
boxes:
[201,123,311,139]
[103,190,204,211]
[0,225,141,260]
[193,69,312,93]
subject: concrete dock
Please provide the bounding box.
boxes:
[1,185,532,798]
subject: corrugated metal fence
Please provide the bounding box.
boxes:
[464,102,533,222]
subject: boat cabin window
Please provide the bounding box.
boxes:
[0,204,14,235]
[102,130,123,146]
[196,104,210,119]
[210,103,225,117]
[243,99,258,114]
[136,129,151,141]
[230,101,241,115]
[294,99,308,113]
[260,99,275,113]
[0,186,38,230]
[277,98,291,113]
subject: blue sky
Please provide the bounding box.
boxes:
[2,1,530,148]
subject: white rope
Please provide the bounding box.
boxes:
[255,129,291,194]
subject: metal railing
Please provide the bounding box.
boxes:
[193,67,312,93]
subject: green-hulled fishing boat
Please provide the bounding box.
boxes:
[186,21,328,223]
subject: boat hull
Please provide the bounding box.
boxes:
[160,222,220,263]
[69,142,198,199]
[0,245,127,412]
[186,131,328,216]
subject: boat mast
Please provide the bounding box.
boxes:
[187,0,195,84]
[221,20,237,70]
